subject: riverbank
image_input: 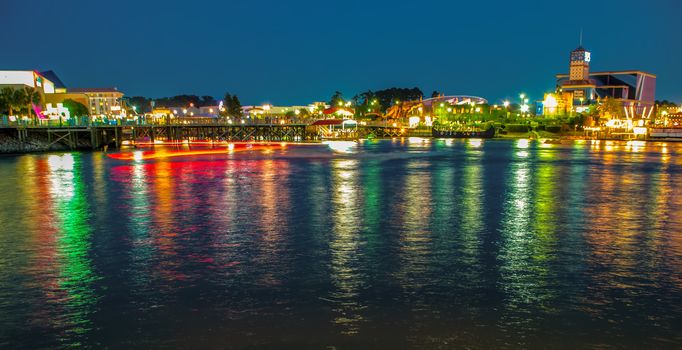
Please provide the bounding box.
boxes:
[0,132,674,155]
[0,132,92,154]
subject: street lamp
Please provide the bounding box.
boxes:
[262,104,271,124]
[503,100,510,118]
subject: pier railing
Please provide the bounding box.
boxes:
[0,115,413,129]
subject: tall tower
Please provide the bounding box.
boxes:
[569,46,591,81]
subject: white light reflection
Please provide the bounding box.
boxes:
[467,138,483,148]
[133,151,144,162]
[48,154,75,199]
[323,140,357,154]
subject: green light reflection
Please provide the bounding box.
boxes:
[48,153,101,345]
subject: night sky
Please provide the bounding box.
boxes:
[3,0,681,105]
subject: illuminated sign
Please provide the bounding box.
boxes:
[584,52,591,62]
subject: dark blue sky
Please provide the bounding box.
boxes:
[3,0,680,105]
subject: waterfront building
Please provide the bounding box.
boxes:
[384,95,487,125]
[242,105,313,117]
[421,95,487,108]
[650,110,682,139]
[240,105,324,122]
[1,69,126,119]
[39,70,67,93]
[160,106,221,118]
[45,87,126,118]
[164,106,201,117]
[199,106,219,117]
[0,70,57,96]
[553,46,656,117]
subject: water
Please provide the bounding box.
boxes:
[0,139,681,349]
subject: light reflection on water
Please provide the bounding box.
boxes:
[0,139,681,349]
[329,158,364,334]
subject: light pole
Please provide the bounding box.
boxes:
[519,94,529,118]
[263,104,271,125]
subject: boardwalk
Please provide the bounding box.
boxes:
[0,119,410,150]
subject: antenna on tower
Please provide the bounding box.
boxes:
[579,28,583,46]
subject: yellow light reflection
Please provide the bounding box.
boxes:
[395,159,433,312]
[256,159,290,286]
[498,153,555,313]
[329,159,364,335]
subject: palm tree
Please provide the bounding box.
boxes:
[22,86,42,124]
[0,87,22,115]
[0,87,14,115]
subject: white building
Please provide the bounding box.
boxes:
[0,70,56,95]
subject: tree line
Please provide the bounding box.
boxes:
[124,95,218,113]
[330,87,425,113]
[123,94,244,117]
[0,87,42,119]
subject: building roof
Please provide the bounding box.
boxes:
[39,70,66,89]
[67,87,122,93]
[561,79,596,87]
[556,70,657,79]
[323,107,354,115]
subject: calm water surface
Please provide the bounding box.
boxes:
[0,139,681,349]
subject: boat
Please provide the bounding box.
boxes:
[432,126,496,139]
[543,139,563,144]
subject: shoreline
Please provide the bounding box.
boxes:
[0,134,676,156]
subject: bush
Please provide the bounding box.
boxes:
[505,124,529,133]
[545,126,562,133]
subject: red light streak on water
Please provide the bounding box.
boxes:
[106,143,287,161]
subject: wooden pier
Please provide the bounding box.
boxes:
[5,126,122,150]
[1,123,407,151]
[126,124,309,143]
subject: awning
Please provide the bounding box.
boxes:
[323,107,355,115]
[311,119,343,126]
